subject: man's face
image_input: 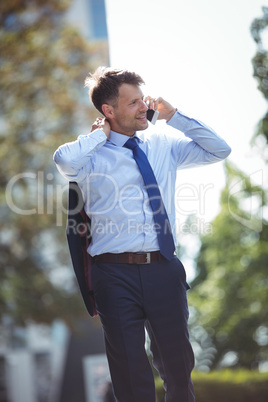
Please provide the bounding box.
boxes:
[109,83,149,136]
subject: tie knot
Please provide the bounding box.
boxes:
[124,137,138,150]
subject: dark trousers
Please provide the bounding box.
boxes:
[91,256,195,402]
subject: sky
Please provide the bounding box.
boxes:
[105,0,266,199]
[104,0,267,277]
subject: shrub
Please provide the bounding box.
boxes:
[155,369,268,402]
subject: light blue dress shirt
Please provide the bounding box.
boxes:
[54,110,231,256]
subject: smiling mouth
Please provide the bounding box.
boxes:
[137,115,147,121]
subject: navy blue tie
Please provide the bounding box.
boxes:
[124,137,175,260]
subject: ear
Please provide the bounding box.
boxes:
[102,104,114,119]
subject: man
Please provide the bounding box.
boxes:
[54,67,231,402]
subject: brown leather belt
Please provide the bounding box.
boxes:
[94,251,162,265]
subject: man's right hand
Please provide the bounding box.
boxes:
[91,117,111,139]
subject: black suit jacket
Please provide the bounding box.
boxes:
[66,182,97,317]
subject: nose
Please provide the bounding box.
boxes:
[140,99,148,111]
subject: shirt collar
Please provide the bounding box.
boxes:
[108,130,144,147]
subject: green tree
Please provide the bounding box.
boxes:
[188,7,268,370]
[250,6,268,156]
[189,163,267,370]
[0,0,108,326]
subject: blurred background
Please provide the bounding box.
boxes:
[0,0,267,401]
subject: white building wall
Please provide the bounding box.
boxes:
[6,351,36,402]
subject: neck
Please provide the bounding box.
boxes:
[110,126,135,137]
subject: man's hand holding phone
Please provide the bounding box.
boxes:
[145,96,177,123]
[146,108,159,124]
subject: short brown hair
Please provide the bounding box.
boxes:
[84,67,145,114]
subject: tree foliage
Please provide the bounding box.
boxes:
[188,7,268,371]
[250,6,268,149]
[189,163,267,370]
[0,0,108,326]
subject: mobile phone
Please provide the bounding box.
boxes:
[146,109,159,125]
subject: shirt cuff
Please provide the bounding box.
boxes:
[79,129,107,143]
[167,109,194,132]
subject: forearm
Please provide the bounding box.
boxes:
[168,110,231,160]
[53,129,107,180]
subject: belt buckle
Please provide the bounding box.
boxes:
[146,252,151,264]
[135,252,151,264]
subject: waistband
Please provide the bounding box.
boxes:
[94,251,162,264]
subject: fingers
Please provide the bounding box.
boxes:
[91,117,111,138]
[91,117,102,132]
[96,117,103,126]
[90,123,98,132]
[144,96,161,111]
[91,117,104,129]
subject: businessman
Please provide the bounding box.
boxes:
[54,67,231,402]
